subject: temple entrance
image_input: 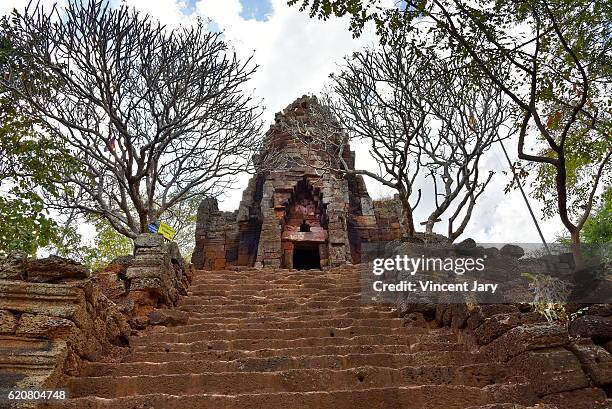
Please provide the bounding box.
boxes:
[293,243,321,270]
[280,177,329,269]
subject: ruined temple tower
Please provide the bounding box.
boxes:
[192,96,402,270]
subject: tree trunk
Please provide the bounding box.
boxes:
[138,210,150,234]
[399,197,416,237]
[425,219,435,234]
[570,229,585,271]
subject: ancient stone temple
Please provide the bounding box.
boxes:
[192,96,403,270]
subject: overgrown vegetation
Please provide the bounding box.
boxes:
[522,271,590,324]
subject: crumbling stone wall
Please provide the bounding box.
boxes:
[393,241,612,407]
[123,233,191,327]
[372,197,404,242]
[425,303,612,407]
[0,253,130,391]
[191,198,241,270]
[0,234,190,393]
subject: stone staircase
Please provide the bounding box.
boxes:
[47,266,548,408]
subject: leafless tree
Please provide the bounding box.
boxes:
[285,46,510,241]
[0,0,262,238]
[323,46,435,237]
[418,64,514,241]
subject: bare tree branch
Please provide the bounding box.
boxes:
[0,0,263,238]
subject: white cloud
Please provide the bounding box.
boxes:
[194,0,378,115]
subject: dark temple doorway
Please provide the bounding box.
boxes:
[293,245,320,270]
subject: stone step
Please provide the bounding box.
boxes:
[131,334,413,353]
[49,384,535,409]
[178,294,360,305]
[176,300,369,313]
[190,271,362,278]
[182,309,397,322]
[83,351,490,376]
[190,275,364,283]
[130,326,424,345]
[176,305,394,316]
[124,344,417,363]
[203,270,365,276]
[68,364,509,398]
[56,267,555,409]
[186,284,363,294]
[189,278,363,286]
[191,274,364,281]
[131,333,461,353]
[164,317,407,333]
[189,270,362,279]
[187,280,365,289]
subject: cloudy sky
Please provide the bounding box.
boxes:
[1,0,565,244]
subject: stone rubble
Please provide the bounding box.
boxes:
[0,234,190,396]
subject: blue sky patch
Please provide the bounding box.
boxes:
[182,0,197,15]
[239,0,273,21]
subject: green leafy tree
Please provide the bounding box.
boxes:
[82,220,133,270]
[0,33,76,256]
[161,195,200,260]
[581,189,611,244]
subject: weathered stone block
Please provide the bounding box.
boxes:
[568,339,612,386]
[264,259,281,268]
[500,244,525,258]
[471,312,546,346]
[134,233,165,248]
[128,277,164,295]
[466,305,521,330]
[0,280,82,318]
[507,347,588,395]
[25,255,89,283]
[126,266,166,281]
[328,228,348,244]
[0,336,69,389]
[0,310,17,334]
[148,309,189,327]
[569,315,612,342]
[540,387,607,409]
[482,323,569,362]
[94,270,127,300]
[0,252,28,280]
[586,304,612,317]
[16,313,78,339]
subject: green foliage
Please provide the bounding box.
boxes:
[521,271,587,324]
[0,195,57,256]
[161,194,200,259]
[83,220,133,270]
[555,189,612,245]
[532,124,611,221]
[582,189,612,244]
[52,218,133,271]
[0,27,78,256]
[0,93,61,256]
